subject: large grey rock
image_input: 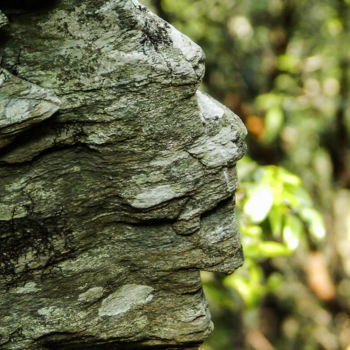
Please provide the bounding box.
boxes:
[0,1,247,349]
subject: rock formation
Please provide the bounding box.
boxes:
[0,1,247,349]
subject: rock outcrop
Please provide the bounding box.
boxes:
[0,1,247,349]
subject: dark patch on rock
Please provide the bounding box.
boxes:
[141,19,172,53]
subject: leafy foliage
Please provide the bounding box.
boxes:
[205,156,326,309]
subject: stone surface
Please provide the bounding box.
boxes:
[0,68,61,148]
[0,1,247,349]
[0,10,7,29]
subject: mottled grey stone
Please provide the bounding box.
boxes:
[0,68,61,149]
[0,1,247,349]
[0,10,7,29]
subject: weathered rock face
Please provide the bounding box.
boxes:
[0,1,247,349]
[0,10,7,29]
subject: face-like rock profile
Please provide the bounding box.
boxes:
[0,1,247,349]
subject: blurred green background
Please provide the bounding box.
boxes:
[142,0,350,349]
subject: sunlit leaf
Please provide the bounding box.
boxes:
[259,241,292,257]
[243,243,262,259]
[244,186,274,223]
[224,275,264,309]
[283,214,304,250]
[279,169,302,187]
[293,187,312,207]
[300,208,326,240]
[268,205,284,237]
[247,259,264,283]
[262,106,284,144]
[240,225,263,237]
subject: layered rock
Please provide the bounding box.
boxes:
[0,10,7,28]
[0,1,247,349]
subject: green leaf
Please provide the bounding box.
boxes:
[243,241,292,258]
[224,275,264,309]
[263,106,284,144]
[244,186,274,223]
[279,169,301,187]
[283,214,304,250]
[259,241,292,257]
[240,225,263,237]
[266,272,284,290]
[277,54,300,73]
[293,187,312,207]
[202,283,234,310]
[268,205,284,237]
[300,208,326,240]
[247,259,264,283]
[255,93,283,110]
[243,243,262,259]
